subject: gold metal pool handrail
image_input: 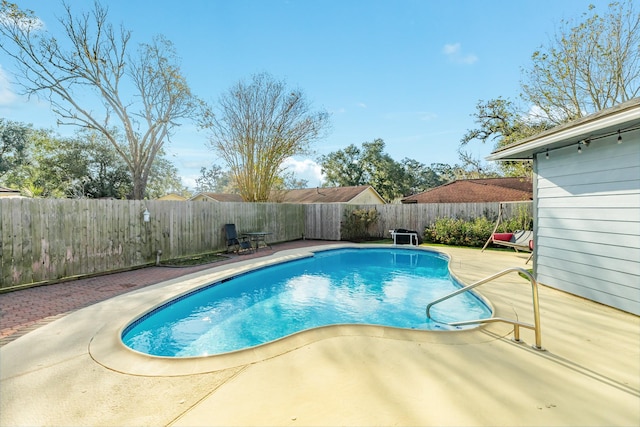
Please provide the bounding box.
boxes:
[426,267,544,350]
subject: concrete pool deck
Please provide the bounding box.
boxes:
[1,243,639,426]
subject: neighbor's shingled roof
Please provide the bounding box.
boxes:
[189,192,244,202]
[401,177,533,203]
[280,185,376,203]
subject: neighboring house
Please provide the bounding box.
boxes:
[401,177,533,204]
[189,192,244,202]
[0,186,23,198]
[157,193,188,201]
[278,185,386,204]
[488,98,640,315]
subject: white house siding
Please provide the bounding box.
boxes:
[534,128,640,315]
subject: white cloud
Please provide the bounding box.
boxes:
[357,102,367,108]
[282,157,325,185]
[181,175,198,191]
[443,43,478,65]
[0,66,17,106]
[443,43,461,55]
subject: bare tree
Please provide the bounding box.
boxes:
[205,72,330,202]
[521,0,640,123]
[0,1,201,198]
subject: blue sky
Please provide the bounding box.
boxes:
[0,0,607,189]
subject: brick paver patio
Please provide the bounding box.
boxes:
[0,239,336,346]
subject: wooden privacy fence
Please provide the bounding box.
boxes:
[304,202,533,240]
[0,199,304,289]
[1,199,531,289]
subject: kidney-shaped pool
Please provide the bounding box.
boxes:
[122,247,492,357]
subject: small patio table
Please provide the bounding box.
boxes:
[242,231,272,252]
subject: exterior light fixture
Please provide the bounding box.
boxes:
[617,130,622,144]
[545,149,549,159]
[578,143,582,154]
[143,209,150,222]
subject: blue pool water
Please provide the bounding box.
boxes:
[122,248,492,357]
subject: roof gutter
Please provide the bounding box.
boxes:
[487,102,640,161]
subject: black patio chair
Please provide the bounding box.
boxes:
[224,223,253,254]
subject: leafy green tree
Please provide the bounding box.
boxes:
[429,163,458,183]
[204,72,330,202]
[360,139,408,202]
[0,119,28,178]
[320,139,474,200]
[2,127,129,198]
[320,139,410,202]
[0,1,203,199]
[319,144,366,187]
[3,128,88,198]
[194,166,240,194]
[145,154,189,199]
[401,158,449,195]
[71,129,185,199]
[72,129,132,199]
[2,125,184,198]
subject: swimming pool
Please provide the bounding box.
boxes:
[122,248,492,357]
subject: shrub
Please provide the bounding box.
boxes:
[424,217,495,247]
[506,204,534,231]
[341,208,379,242]
[424,208,533,248]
